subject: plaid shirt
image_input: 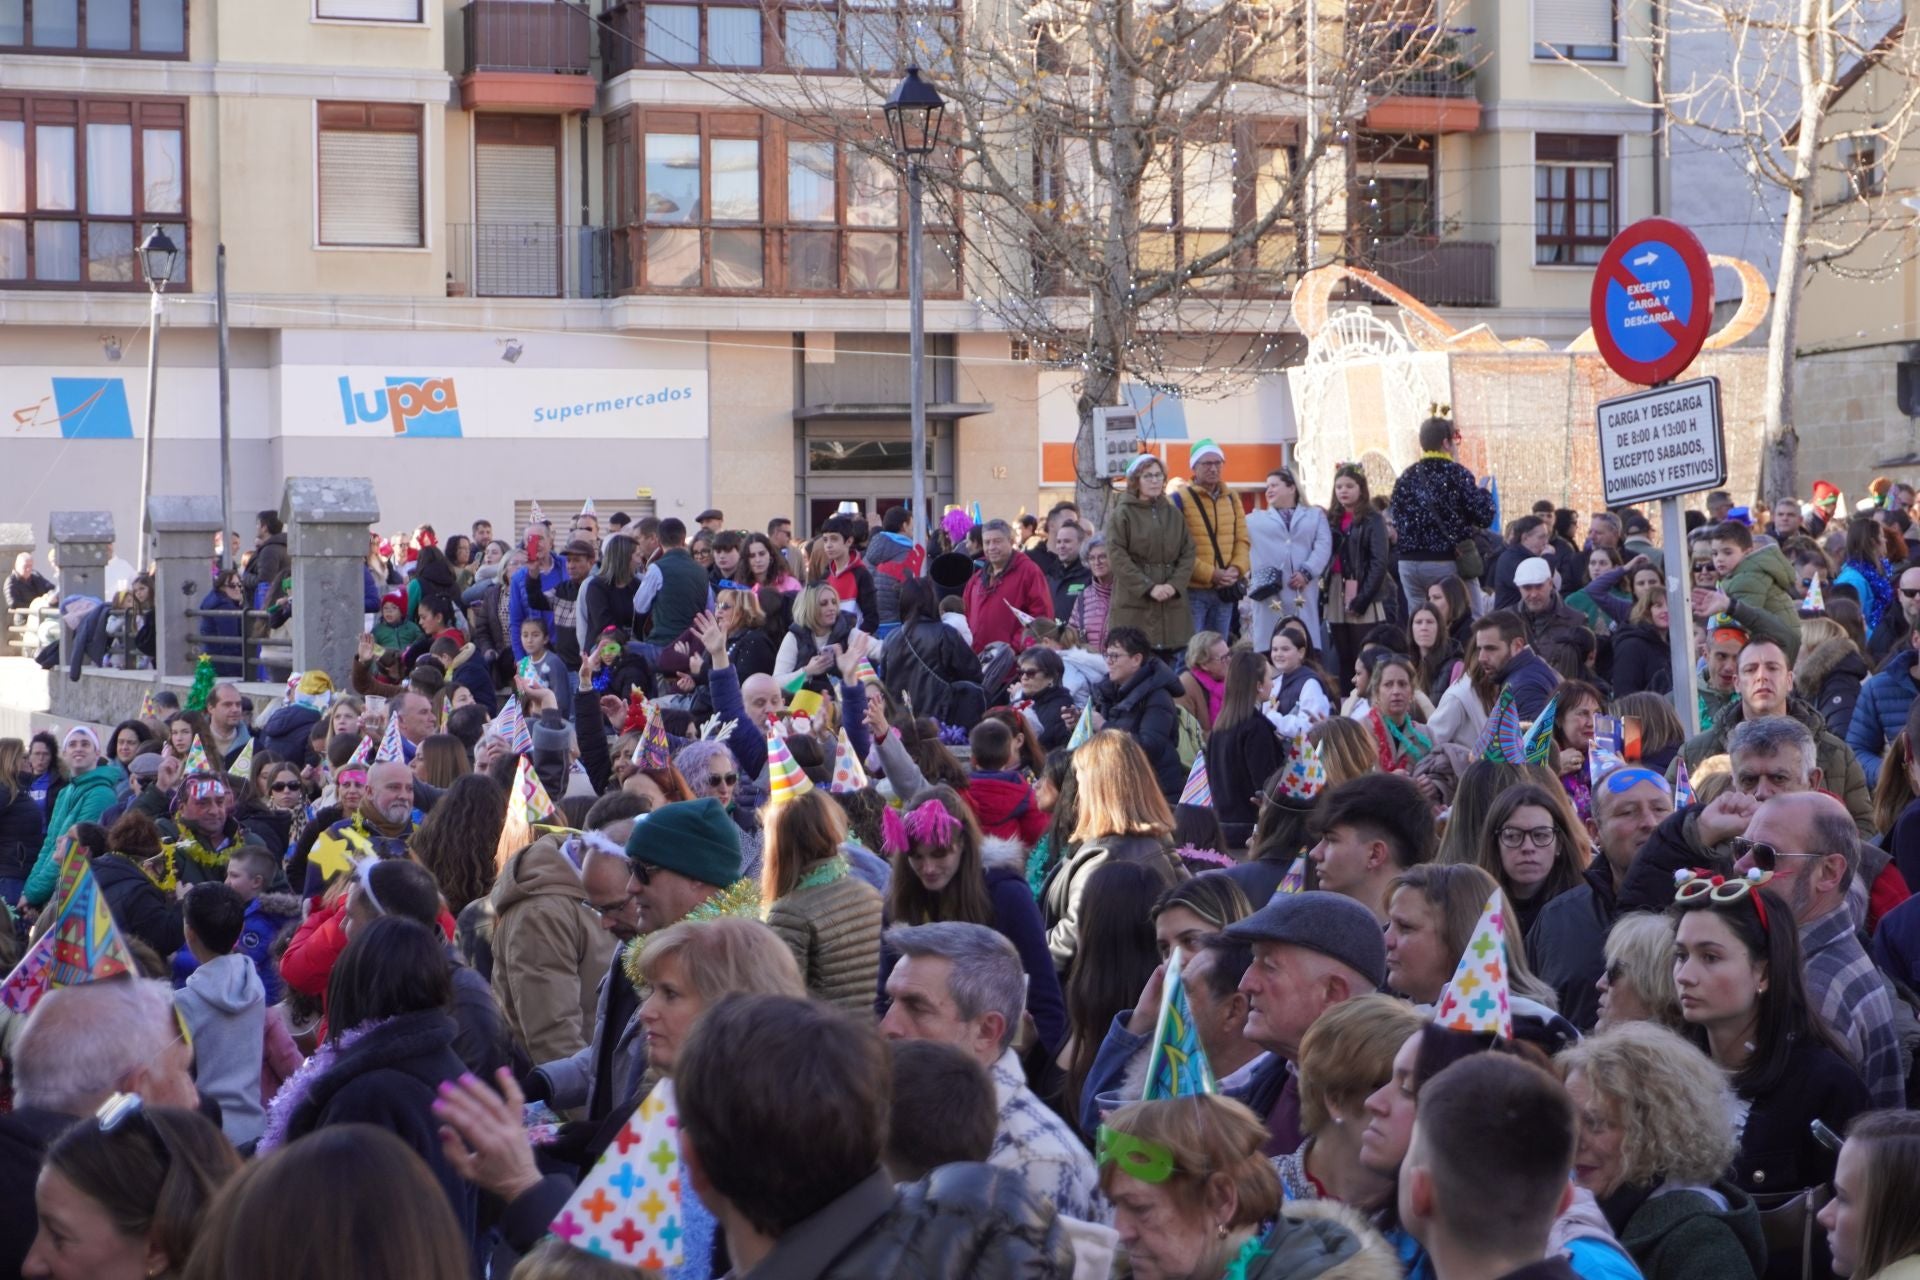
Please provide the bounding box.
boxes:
[1801,904,1906,1109]
[989,1049,1105,1224]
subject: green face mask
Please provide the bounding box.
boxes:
[1096,1126,1177,1184]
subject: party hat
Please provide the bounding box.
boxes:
[1673,756,1696,808]
[1178,752,1212,807]
[516,754,557,824]
[578,497,597,519]
[517,655,545,690]
[1433,888,1513,1040]
[496,761,534,868]
[781,671,810,697]
[138,689,159,720]
[228,738,253,778]
[1273,736,1327,803]
[1519,701,1557,767]
[1800,575,1825,615]
[1474,687,1523,764]
[852,655,881,686]
[1140,947,1218,1102]
[183,741,209,774]
[970,501,983,527]
[788,688,825,723]
[830,729,869,793]
[1066,703,1094,750]
[765,731,814,804]
[492,699,534,756]
[528,500,548,532]
[0,856,136,1015]
[1485,475,1502,530]
[438,696,450,734]
[632,703,672,772]
[1008,604,1038,629]
[549,1080,686,1270]
[307,823,377,889]
[373,709,406,764]
[1273,856,1308,898]
[345,734,373,767]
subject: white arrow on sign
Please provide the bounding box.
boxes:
[1632,251,1658,267]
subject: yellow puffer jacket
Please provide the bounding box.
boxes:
[1179,483,1251,589]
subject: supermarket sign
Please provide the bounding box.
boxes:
[286,366,708,439]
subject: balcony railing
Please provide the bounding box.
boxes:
[446,223,613,298]
[1351,236,1496,307]
[462,0,593,74]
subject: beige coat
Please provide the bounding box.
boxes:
[489,834,616,1067]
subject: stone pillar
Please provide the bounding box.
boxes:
[147,496,222,678]
[282,477,379,684]
[47,511,114,604]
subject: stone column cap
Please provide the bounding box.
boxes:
[48,511,115,544]
[282,478,379,527]
[148,495,224,534]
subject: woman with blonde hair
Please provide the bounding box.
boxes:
[1820,1111,1920,1280]
[1383,862,1562,1016]
[1098,1094,1398,1280]
[760,787,883,1013]
[1795,613,1870,738]
[1595,912,1682,1032]
[771,581,855,698]
[1306,715,1377,788]
[1280,994,1426,1206]
[1043,730,1188,970]
[1558,1022,1765,1280]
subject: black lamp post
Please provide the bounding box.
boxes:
[883,68,946,545]
[135,224,180,556]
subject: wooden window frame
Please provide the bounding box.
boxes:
[315,100,425,250]
[0,0,190,60]
[1534,132,1615,266]
[606,105,962,300]
[0,91,189,290]
[1531,0,1618,62]
[605,0,958,77]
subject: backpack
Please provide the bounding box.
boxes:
[1174,705,1205,769]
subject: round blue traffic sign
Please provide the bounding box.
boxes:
[1588,218,1715,386]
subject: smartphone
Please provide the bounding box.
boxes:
[1811,1118,1844,1153]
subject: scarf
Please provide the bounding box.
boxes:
[256,1017,388,1154]
[1190,667,1226,722]
[1370,709,1432,771]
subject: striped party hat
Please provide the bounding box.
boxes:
[765,730,814,804]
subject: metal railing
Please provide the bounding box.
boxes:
[461,0,594,74]
[183,606,294,683]
[1351,235,1496,307]
[446,223,613,299]
[10,601,151,671]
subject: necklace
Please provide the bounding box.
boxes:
[792,853,850,894]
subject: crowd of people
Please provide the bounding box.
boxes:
[6,433,1920,1280]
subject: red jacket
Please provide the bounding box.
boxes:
[280,896,458,1005]
[962,552,1054,653]
[965,772,1050,845]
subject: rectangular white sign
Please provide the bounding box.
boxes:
[1094,406,1141,478]
[276,365,709,440]
[1595,376,1725,506]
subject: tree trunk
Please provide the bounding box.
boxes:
[1761,0,1833,503]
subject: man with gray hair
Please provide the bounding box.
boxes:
[963,518,1056,655]
[879,921,1102,1222]
[1,978,200,1276]
[1730,791,1905,1109]
[1681,638,1872,833]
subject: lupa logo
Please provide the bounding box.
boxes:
[337,376,463,437]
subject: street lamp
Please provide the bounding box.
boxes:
[135,224,179,562]
[884,67,945,549]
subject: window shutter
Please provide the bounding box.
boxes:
[316,0,423,20]
[475,143,559,295]
[319,130,421,246]
[1533,0,1613,49]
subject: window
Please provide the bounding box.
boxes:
[610,0,950,74]
[606,107,959,296]
[317,102,423,248]
[0,95,186,286]
[1533,0,1615,60]
[636,1,763,66]
[0,0,186,55]
[316,0,421,19]
[1837,136,1883,199]
[1534,133,1614,265]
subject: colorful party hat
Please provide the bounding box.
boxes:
[970,501,983,527]
[528,500,548,532]
[578,497,597,519]
[228,738,253,778]
[438,696,450,734]
[1474,687,1523,764]
[0,856,136,1015]
[517,655,545,690]
[1673,756,1696,808]
[492,698,534,756]
[1066,703,1094,751]
[1140,947,1218,1102]
[345,734,373,767]
[373,709,406,763]
[788,687,825,724]
[852,655,881,686]
[632,703,672,772]
[138,689,159,720]
[1008,604,1038,629]
[1178,752,1212,807]
[183,741,209,774]
[549,1080,686,1270]
[765,731,814,804]
[1272,856,1308,898]
[1273,736,1327,803]
[830,729,869,793]
[1800,575,1825,615]
[1519,700,1557,767]
[516,755,557,824]
[1432,888,1513,1039]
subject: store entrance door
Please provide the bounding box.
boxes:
[808,491,910,532]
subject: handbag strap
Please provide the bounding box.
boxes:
[1192,492,1229,570]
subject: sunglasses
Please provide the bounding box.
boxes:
[1901,588,1920,600]
[628,860,660,886]
[1604,960,1627,986]
[707,773,739,788]
[1018,668,1045,678]
[1727,837,1825,872]
[271,780,303,793]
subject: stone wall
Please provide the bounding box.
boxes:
[1792,343,1920,497]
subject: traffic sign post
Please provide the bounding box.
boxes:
[1589,218,1719,736]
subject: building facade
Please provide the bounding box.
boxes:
[1,0,1658,545]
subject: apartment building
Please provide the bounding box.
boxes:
[0,0,1656,543]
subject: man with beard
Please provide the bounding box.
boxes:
[300,760,418,898]
[155,773,248,889]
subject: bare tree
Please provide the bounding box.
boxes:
[1571,0,1920,500]
[606,0,1475,519]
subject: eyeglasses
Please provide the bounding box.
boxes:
[1018,668,1045,679]
[1901,588,1920,600]
[1103,651,1128,663]
[707,773,739,788]
[1603,960,1627,986]
[1727,837,1826,872]
[271,780,303,793]
[1497,826,1557,850]
[582,891,637,918]
[628,860,659,886]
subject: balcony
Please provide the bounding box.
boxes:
[1351,236,1495,307]
[1362,25,1481,134]
[459,1,598,113]
[446,223,614,298]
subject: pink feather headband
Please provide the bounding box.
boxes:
[881,798,964,856]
